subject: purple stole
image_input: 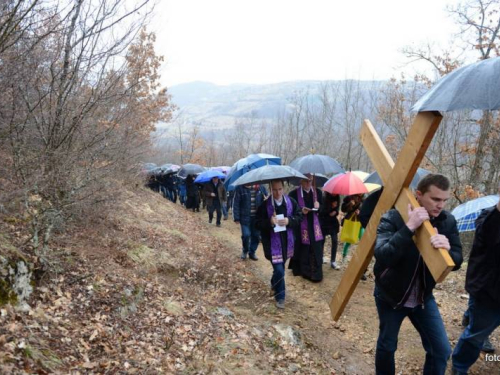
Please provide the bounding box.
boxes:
[266,195,295,264]
[297,187,324,244]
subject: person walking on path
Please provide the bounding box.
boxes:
[233,184,267,260]
[203,176,226,227]
[185,175,200,212]
[288,174,324,282]
[255,180,302,309]
[358,188,384,280]
[451,182,500,375]
[319,191,341,270]
[178,177,187,206]
[373,174,463,375]
[340,193,363,261]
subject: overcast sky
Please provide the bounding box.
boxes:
[150,0,460,87]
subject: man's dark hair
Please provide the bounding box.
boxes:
[416,173,450,194]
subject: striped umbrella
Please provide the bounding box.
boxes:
[451,195,499,232]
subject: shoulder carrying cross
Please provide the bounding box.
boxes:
[329,112,456,321]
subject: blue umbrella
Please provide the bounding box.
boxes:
[224,153,281,191]
[451,195,499,232]
[194,170,226,183]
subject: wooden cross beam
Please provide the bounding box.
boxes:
[329,111,456,321]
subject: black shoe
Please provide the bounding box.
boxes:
[462,314,469,327]
[240,252,248,260]
[216,223,221,227]
[249,254,258,261]
[209,219,212,224]
[482,337,495,353]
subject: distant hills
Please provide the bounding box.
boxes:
[166,80,386,131]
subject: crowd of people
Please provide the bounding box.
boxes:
[146,169,500,375]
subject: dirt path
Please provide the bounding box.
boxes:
[193,210,376,374]
[192,207,499,375]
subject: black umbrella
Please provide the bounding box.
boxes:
[289,154,344,176]
[364,167,430,189]
[178,163,206,178]
[231,165,308,187]
[289,173,329,187]
[412,57,500,112]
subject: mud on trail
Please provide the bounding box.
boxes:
[0,188,498,374]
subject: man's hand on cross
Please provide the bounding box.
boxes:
[406,204,430,232]
[430,228,451,250]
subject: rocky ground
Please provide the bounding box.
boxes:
[0,187,498,374]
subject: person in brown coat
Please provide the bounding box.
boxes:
[203,177,227,227]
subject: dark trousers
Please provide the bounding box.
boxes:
[375,294,451,375]
[322,227,338,262]
[452,296,500,373]
[208,200,222,224]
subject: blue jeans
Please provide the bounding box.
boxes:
[452,296,500,373]
[375,294,451,375]
[240,217,260,256]
[271,262,285,301]
[222,202,228,219]
[160,186,168,199]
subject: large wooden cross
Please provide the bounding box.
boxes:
[329,111,456,321]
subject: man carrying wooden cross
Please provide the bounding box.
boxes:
[373,173,463,375]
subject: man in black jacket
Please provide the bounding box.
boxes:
[451,183,500,375]
[373,174,463,375]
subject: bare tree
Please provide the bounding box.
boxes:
[0,0,176,262]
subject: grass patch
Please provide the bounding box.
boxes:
[23,344,63,372]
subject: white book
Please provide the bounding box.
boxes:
[273,214,286,232]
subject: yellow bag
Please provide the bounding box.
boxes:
[340,215,362,244]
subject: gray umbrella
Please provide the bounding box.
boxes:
[231,165,308,187]
[178,163,206,178]
[289,173,329,187]
[364,167,430,189]
[412,57,500,112]
[142,162,157,171]
[290,154,344,176]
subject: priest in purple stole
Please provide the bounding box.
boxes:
[256,180,302,309]
[288,174,324,282]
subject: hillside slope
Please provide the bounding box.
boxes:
[0,187,497,374]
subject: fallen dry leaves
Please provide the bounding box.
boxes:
[0,188,339,374]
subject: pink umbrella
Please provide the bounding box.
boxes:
[322,171,369,196]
